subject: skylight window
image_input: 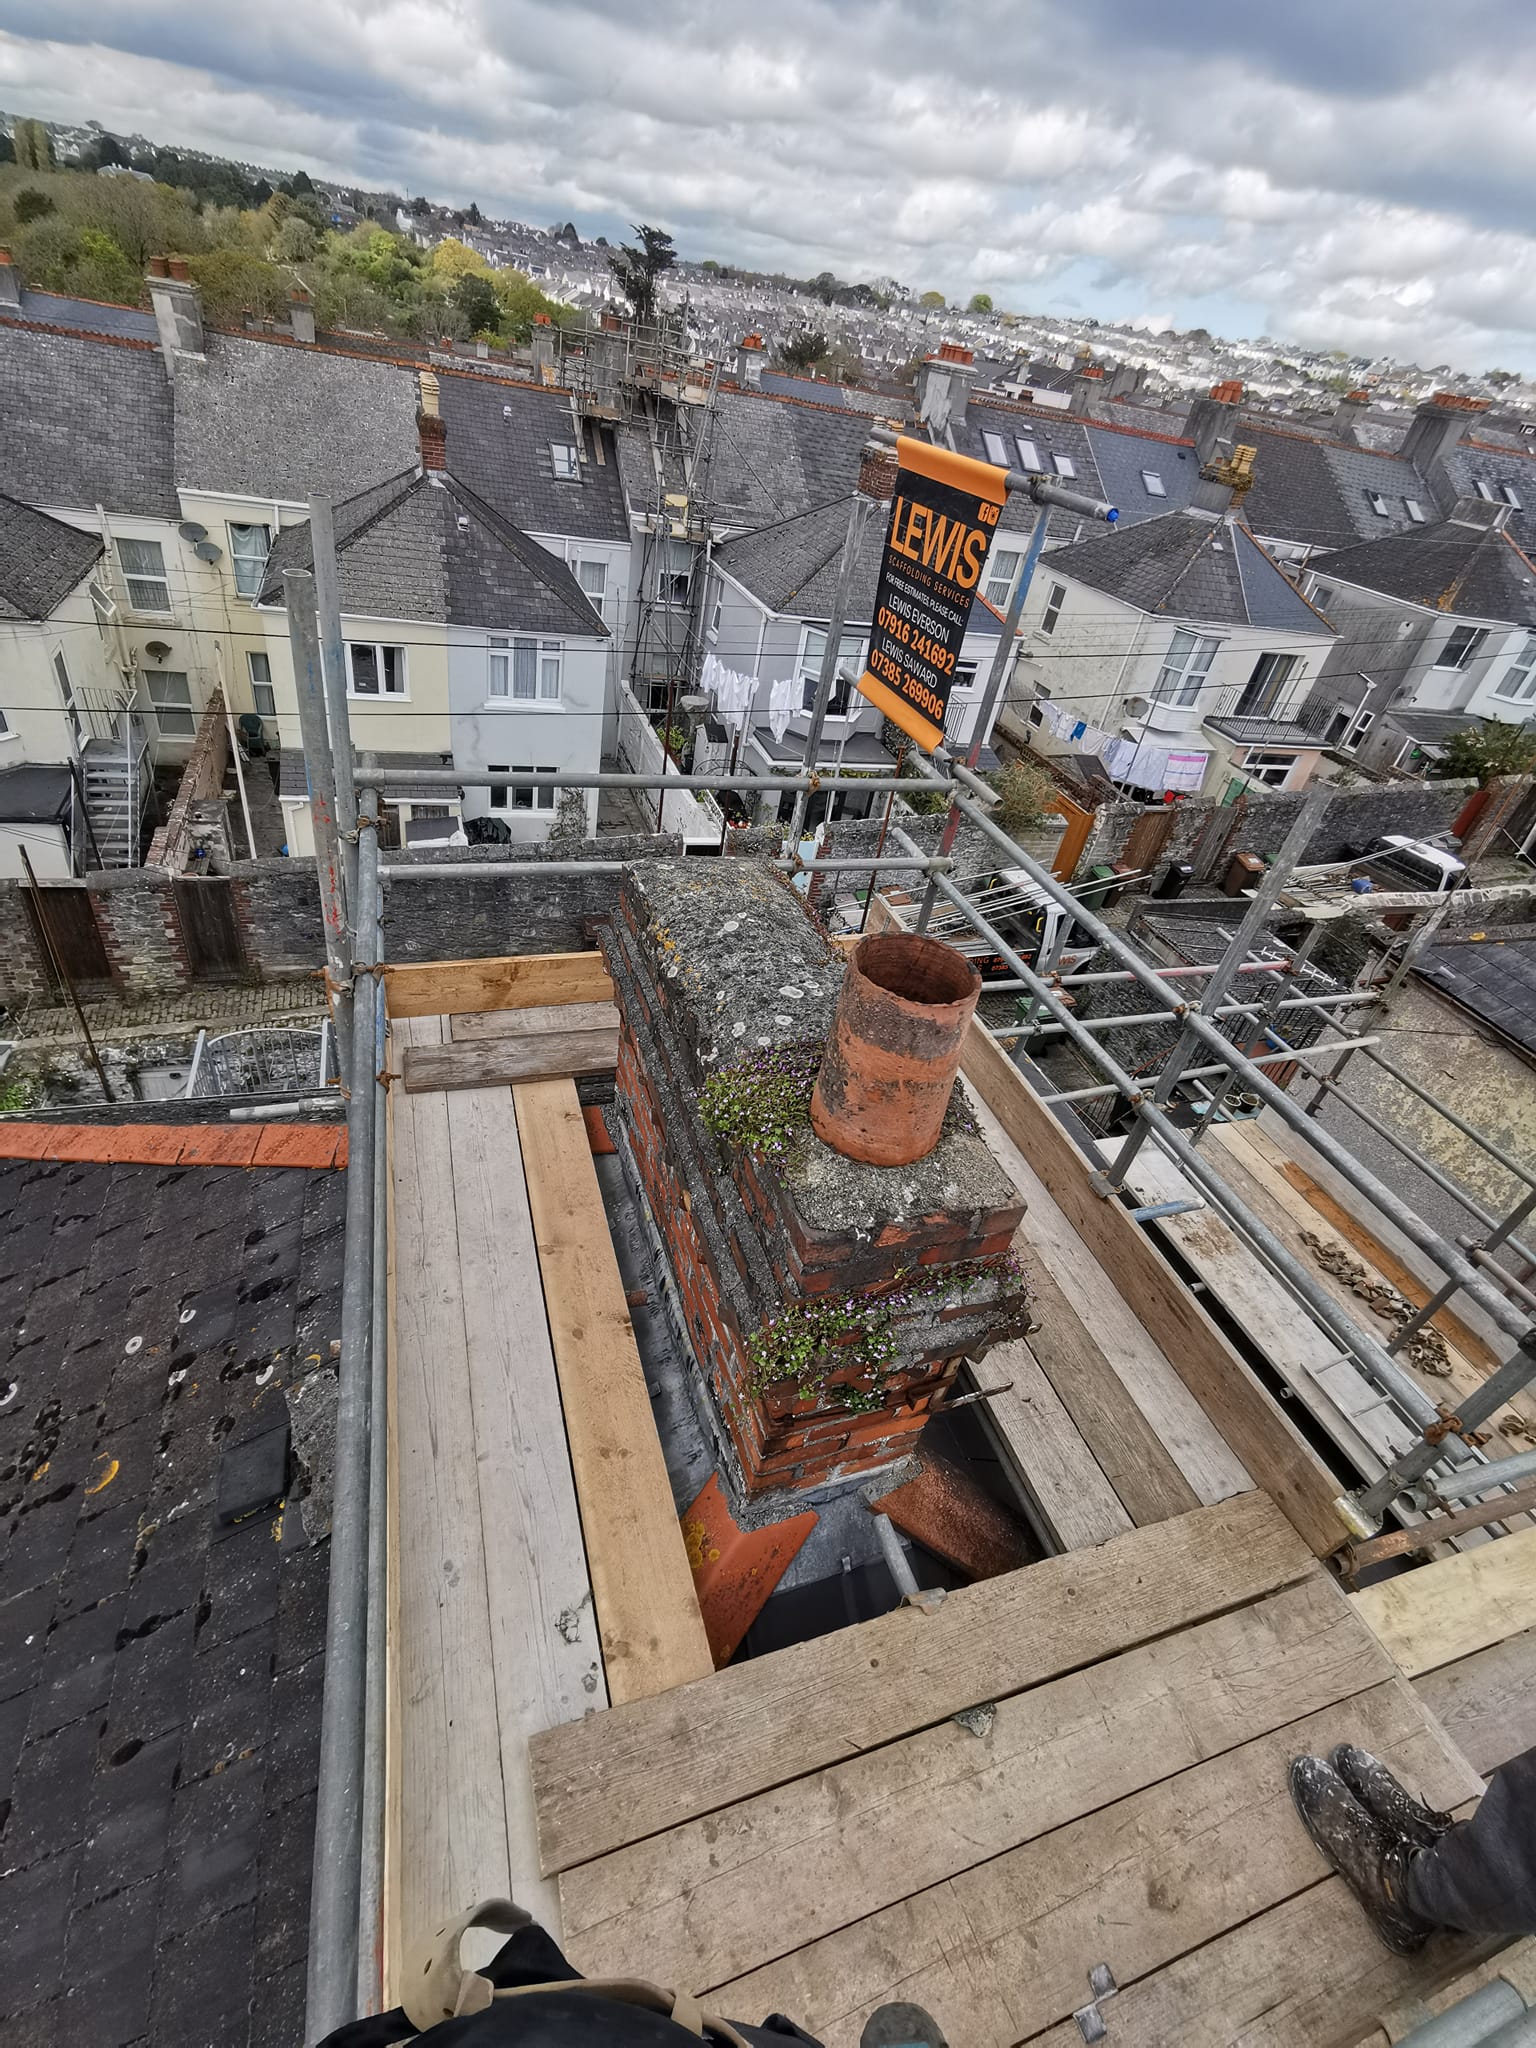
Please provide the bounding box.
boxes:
[1016,437,1041,471]
[1367,491,1390,517]
[1474,478,1496,500]
[1052,452,1076,478]
[1502,484,1523,509]
[1141,470,1166,497]
[550,442,581,481]
[1404,499,1426,523]
[982,431,1009,466]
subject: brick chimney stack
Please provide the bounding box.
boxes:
[1189,442,1258,516]
[1185,380,1244,464]
[0,246,19,310]
[288,287,315,345]
[1329,388,1370,441]
[530,312,556,379]
[1400,390,1491,476]
[417,369,447,470]
[146,255,205,377]
[857,440,899,500]
[1068,363,1105,416]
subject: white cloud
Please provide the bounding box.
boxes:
[3,2,1536,372]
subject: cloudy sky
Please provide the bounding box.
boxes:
[3,2,1535,373]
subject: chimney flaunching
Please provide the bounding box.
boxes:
[146,256,205,376]
[0,246,19,310]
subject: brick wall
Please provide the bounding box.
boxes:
[604,862,1030,1503]
[148,688,230,871]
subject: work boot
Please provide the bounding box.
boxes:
[1289,1755,1434,1955]
[860,2005,947,2048]
[1332,1743,1455,1852]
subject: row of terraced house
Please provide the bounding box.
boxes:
[2,251,1535,879]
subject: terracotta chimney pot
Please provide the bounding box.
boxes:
[167,256,191,282]
[811,934,981,1166]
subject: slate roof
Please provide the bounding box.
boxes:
[715,493,1000,631]
[0,762,73,822]
[7,288,158,343]
[0,1154,342,2048]
[1416,937,1536,1058]
[435,377,630,541]
[261,467,608,636]
[755,370,904,417]
[279,748,454,800]
[1039,508,1333,634]
[1084,426,1201,522]
[1306,507,1536,627]
[954,402,1109,541]
[0,494,103,620]
[173,335,419,501]
[0,327,177,518]
[699,389,882,531]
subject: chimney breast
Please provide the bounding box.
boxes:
[288,287,315,345]
[1069,363,1106,416]
[1185,380,1244,464]
[916,344,974,432]
[735,333,765,387]
[0,246,19,311]
[1400,390,1491,475]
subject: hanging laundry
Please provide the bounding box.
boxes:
[768,672,801,742]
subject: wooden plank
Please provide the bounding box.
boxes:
[982,1336,1135,1551]
[560,1575,1390,1996]
[1023,1873,1497,2048]
[962,1025,1348,1558]
[1105,1140,1420,1474]
[513,1078,713,1708]
[530,1491,1315,1875]
[714,1682,1479,2048]
[1352,1526,1536,1678]
[1003,1254,1199,1528]
[450,1000,620,1042]
[964,1079,1236,1515]
[1417,1630,1536,1776]
[384,950,614,1019]
[389,1017,514,1942]
[1232,1121,1504,1377]
[403,1028,618,1094]
[445,1081,610,1931]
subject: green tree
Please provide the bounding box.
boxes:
[329,223,423,299]
[1433,718,1536,786]
[1486,368,1521,389]
[285,168,315,196]
[490,268,571,340]
[967,291,993,313]
[13,218,136,302]
[429,235,490,282]
[776,328,830,372]
[451,271,500,335]
[988,756,1057,836]
[184,247,292,321]
[13,187,54,224]
[269,214,318,264]
[607,222,674,324]
[919,289,945,308]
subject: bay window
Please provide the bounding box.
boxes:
[1155,628,1220,707]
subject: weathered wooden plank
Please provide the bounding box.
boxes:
[389,1018,514,1943]
[450,1000,621,1042]
[1417,1630,1536,1777]
[560,1575,1389,1996]
[1022,1873,1495,2048]
[404,1028,618,1094]
[962,1026,1348,1557]
[513,1078,713,1708]
[529,1492,1316,1875]
[384,950,614,1019]
[1105,1140,1420,1474]
[1351,1526,1536,1677]
[445,1082,610,1931]
[963,1078,1243,1514]
[982,1336,1134,1552]
[715,1682,1479,2048]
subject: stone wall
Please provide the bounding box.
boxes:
[0,830,782,1011]
[1079,779,1479,888]
[604,861,1030,1507]
[148,688,230,871]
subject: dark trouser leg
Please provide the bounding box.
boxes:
[1407,1747,1536,1938]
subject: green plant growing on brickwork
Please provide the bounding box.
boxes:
[0,1072,38,1114]
[745,1252,1029,1413]
[698,1038,823,1157]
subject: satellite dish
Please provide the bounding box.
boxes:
[178,521,207,543]
[194,541,223,563]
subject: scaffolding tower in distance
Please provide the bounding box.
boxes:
[551,310,723,736]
